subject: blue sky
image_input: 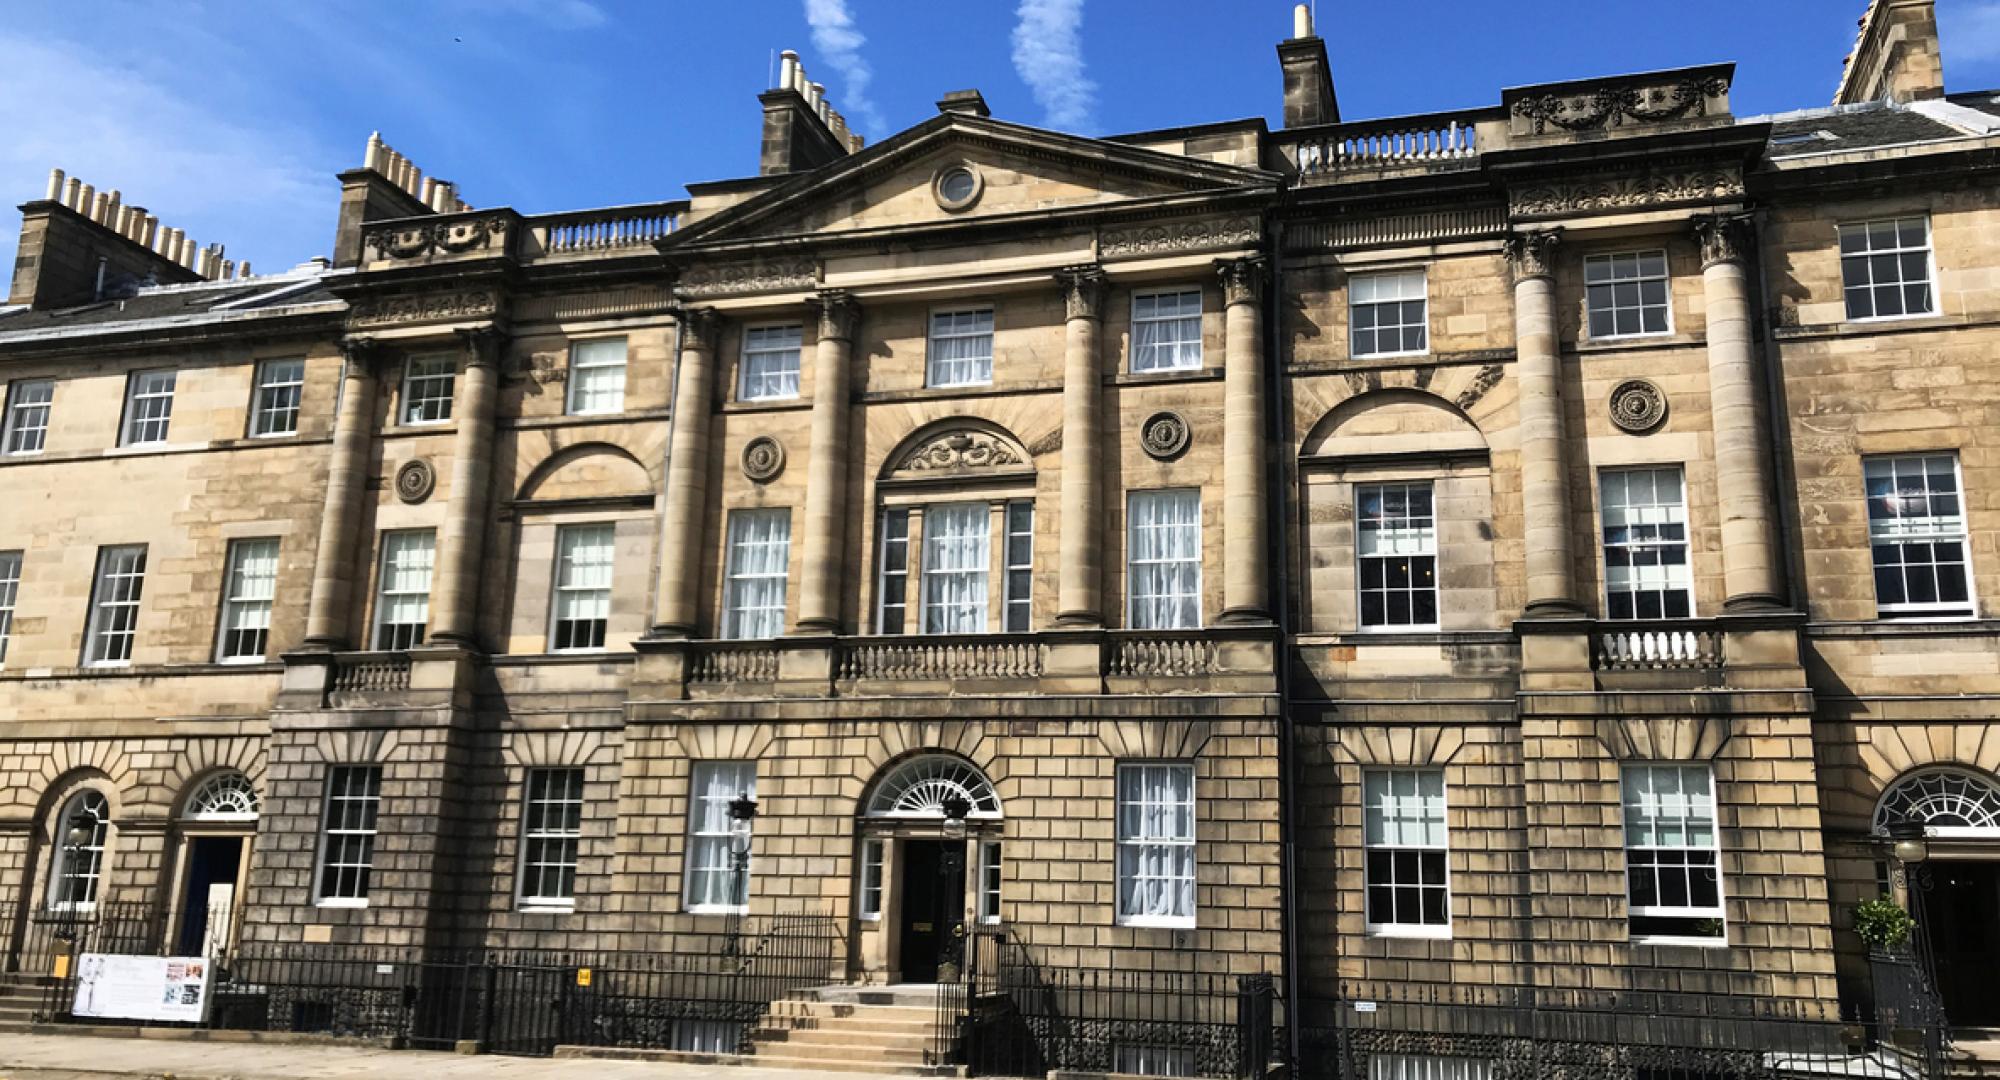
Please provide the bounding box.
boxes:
[4,0,1999,281]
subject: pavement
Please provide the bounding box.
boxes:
[0,1032,907,1080]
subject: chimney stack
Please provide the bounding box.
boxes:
[758,48,860,176]
[7,168,215,308]
[1277,3,1340,128]
[331,131,464,267]
[1836,0,1944,105]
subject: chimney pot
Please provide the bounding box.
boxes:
[45,168,64,202]
[779,50,799,91]
[77,183,95,217]
[64,177,82,210]
[1293,3,1312,39]
[238,260,251,278]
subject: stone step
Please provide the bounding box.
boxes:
[755,1014,940,1037]
[750,1037,937,1063]
[766,998,940,1018]
[741,1051,953,1076]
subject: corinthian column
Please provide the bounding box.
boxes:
[428,328,501,648]
[1507,229,1583,617]
[652,308,720,637]
[1696,214,1785,610]
[1218,255,1271,625]
[1055,267,1106,627]
[304,339,381,649]
[795,291,861,634]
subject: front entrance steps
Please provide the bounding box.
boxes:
[743,985,957,1075]
[0,978,44,1034]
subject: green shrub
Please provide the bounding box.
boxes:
[1854,895,1915,950]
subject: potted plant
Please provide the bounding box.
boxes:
[1854,894,1915,955]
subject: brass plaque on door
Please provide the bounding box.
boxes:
[913,921,933,932]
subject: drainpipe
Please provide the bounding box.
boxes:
[1263,207,1304,1076]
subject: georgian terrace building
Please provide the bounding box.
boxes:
[2,0,1999,1059]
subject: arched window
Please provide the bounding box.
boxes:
[872,423,1037,636]
[1873,768,2000,838]
[49,790,110,911]
[865,755,1002,820]
[183,772,260,823]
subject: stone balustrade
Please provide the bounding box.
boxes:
[688,642,782,685]
[530,202,685,256]
[329,652,412,694]
[1286,109,1501,179]
[837,636,1045,682]
[1593,622,1723,671]
[1106,632,1217,678]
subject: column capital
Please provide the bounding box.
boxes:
[808,290,861,342]
[1695,212,1755,269]
[1215,254,1268,308]
[339,335,387,368]
[1054,265,1108,321]
[677,306,722,351]
[1505,228,1564,282]
[454,325,503,368]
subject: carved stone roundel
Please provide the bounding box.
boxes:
[1608,380,1668,434]
[741,436,786,483]
[1141,411,1192,461]
[395,459,437,503]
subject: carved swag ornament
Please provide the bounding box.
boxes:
[897,430,1024,474]
[366,215,512,261]
[1511,76,1731,135]
[349,289,500,328]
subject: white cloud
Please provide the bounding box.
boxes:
[1012,0,1096,131]
[0,30,331,280]
[1942,0,2000,66]
[802,0,885,134]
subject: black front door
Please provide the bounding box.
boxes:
[175,836,243,956]
[1929,861,2000,1027]
[898,840,965,983]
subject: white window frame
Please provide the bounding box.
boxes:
[314,765,381,907]
[548,523,616,652]
[978,839,1003,924]
[1130,288,1204,373]
[1620,763,1726,946]
[685,761,756,914]
[738,324,803,402]
[1114,1043,1196,1078]
[1356,481,1438,632]
[0,549,19,667]
[1126,489,1203,630]
[876,508,912,634]
[83,544,147,667]
[565,337,628,416]
[372,529,435,651]
[1367,1055,1494,1080]
[119,369,176,447]
[517,766,585,911]
[47,790,110,912]
[722,509,792,640]
[1865,452,1976,619]
[249,358,306,437]
[1115,762,1197,929]
[922,503,991,634]
[3,378,53,455]
[1840,216,1937,323]
[401,354,456,425]
[858,837,884,921]
[1349,270,1430,359]
[1599,466,1694,621]
[1362,769,1451,938]
[925,307,995,388]
[215,537,279,663]
[1584,250,1673,340]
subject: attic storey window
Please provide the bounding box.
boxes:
[926,309,994,388]
[3,379,53,454]
[402,354,456,425]
[250,359,306,437]
[567,338,627,415]
[120,369,176,446]
[739,325,803,401]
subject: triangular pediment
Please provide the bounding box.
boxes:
[666,113,1278,251]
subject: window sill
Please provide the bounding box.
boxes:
[1630,935,1728,949]
[249,430,298,440]
[1116,916,1196,930]
[565,408,626,419]
[315,898,369,910]
[687,905,749,916]
[516,903,576,915]
[216,655,268,666]
[1366,925,1453,940]
[1845,311,1940,326]
[1351,350,1430,362]
[1355,624,1441,635]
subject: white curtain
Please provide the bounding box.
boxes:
[567,338,628,414]
[923,504,990,634]
[1132,290,1202,372]
[724,511,791,639]
[1128,490,1202,629]
[687,762,755,909]
[926,310,994,386]
[1369,1055,1492,1080]
[378,531,435,630]
[555,524,615,622]
[1117,764,1195,921]
[740,326,802,400]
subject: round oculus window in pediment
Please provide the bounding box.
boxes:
[932,164,983,211]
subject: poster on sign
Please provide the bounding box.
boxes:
[71,953,213,1023]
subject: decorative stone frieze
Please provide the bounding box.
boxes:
[394,459,437,504]
[1509,74,1731,136]
[349,289,499,328]
[741,436,785,483]
[1101,217,1260,258]
[1140,411,1192,461]
[1454,364,1505,413]
[1608,379,1668,433]
[365,214,513,261]
[1510,168,1744,218]
[677,257,818,298]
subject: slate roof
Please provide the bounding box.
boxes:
[0,273,342,342]
[1947,91,2000,122]
[1764,102,1965,157]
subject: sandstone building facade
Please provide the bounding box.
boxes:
[3,0,1999,1071]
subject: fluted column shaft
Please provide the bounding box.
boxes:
[304,341,380,649]
[428,330,500,648]
[652,310,720,637]
[1219,256,1270,624]
[1509,230,1582,616]
[796,292,860,634]
[1698,215,1785,610]
[1055,268,1107,627]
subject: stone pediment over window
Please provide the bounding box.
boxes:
[880,422,1034,487]
[662,112,1278,251]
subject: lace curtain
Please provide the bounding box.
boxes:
[687,761,756,910]
[1128,490,1201,629]
[923,504,990,633]
[1116,764,1195,921]
[724,511,791,639]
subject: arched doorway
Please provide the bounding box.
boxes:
[857,755,1002,984]
[1874,766,2000,1027]
[168,772,259,956]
